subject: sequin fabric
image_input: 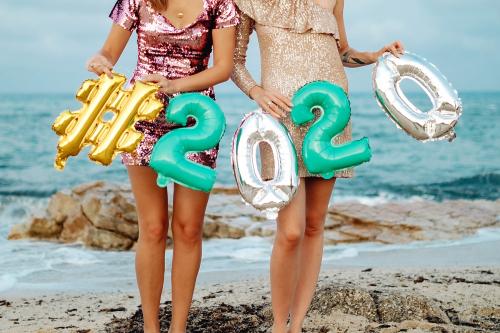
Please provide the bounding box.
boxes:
[231,0,353,179]
[110,0,239,167]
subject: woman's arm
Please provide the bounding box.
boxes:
[334,0,404,68]
[231,12,258,96]
[143,26,237,94]
[86,24,132,77]
[230,12,291,118]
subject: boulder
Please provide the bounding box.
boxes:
[8,181,500,251]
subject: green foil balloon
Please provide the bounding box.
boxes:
[291,81,372,179]
[150,93,226,192]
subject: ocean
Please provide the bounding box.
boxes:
[0,90,499,294]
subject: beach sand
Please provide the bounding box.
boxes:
[1,240,499,333]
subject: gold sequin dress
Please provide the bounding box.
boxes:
[231,0,353,179]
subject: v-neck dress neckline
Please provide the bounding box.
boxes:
[146,0,208,31]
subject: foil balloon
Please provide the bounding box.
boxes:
[291,81,372,179]
[232,109,299,218]
[373,52,462,142]
[52,73,163,169]
[150,93,226,193]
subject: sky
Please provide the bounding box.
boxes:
[0,0,499,94]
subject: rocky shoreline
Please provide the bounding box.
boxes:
[7,181,500,250]
[1,267,498,332]
[106,269,500,333]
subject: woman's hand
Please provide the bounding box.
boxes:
[249,86,292,119]
[372,41,405,61]
[142,74,179,95]
[86,54,114,78]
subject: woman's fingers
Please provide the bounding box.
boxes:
[258,96,281,118]
[101,65,114,78]
[86,61,101,76]
[274,101,290,114]
[397,41,405,54]
[388,41,404,57]
[92,63,112,78]
[272,92,293,111]
[261,98,286,118]
[252,87,291,119]
[386,43,400,58]
[263,106,282,119]
[268,100,286,118]
[260,101,277,118]
[86,54,114,78]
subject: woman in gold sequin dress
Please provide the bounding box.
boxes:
[231,0,404,331]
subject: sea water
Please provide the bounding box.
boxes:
[0,91,499,293]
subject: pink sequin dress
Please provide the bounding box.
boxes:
[110,0,239,167]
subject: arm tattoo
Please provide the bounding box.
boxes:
[341,50,368,65]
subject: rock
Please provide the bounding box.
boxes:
[28,217,63,238]
[376,293,450,324]
[324,230,360,244]
[81,190,138,239]
[246,221,276,237]
[7,223,30,240]
[8,182,137,251]
[310,285,378,321]
[46,192,80,224]
[7,181,500,251]
[59,214,92,243]
[457,307,500,331]
[84,225,134,251]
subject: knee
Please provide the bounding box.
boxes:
[173,216,203,246]
[139,214,168,244]
[277,226,304,249]
[305,211,327,238]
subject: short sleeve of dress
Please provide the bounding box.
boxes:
[109,0,140,31]
[214,0,239,29]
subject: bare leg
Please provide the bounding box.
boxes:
[127,166,169,333]
[289,177,336,333]
[271,180,306,333]
[169,184,209,333]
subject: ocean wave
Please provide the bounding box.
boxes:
[0,189,56,198]
[0,274,17,293]
[46,247,102,267]
[380,172,500,201]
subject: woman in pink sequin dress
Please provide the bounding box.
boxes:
[86,0,238,332]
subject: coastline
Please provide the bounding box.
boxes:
[1,181,499,332]
[2,264,499,332]
[1,238,500,332]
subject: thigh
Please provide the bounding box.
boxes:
[172,184,210,225]
[304,177,336,227]
[127,165,169,221]
[277,179,307,234]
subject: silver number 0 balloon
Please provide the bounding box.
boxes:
[231,109,299,218]
[373,52,462,142]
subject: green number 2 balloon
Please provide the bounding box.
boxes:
[150,93,226,192]
[291,81,372,179]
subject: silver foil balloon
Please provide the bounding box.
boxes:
[231,109,299,219]
[373,52,462,142]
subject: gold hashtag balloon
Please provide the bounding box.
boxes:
[52,73,164,170]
